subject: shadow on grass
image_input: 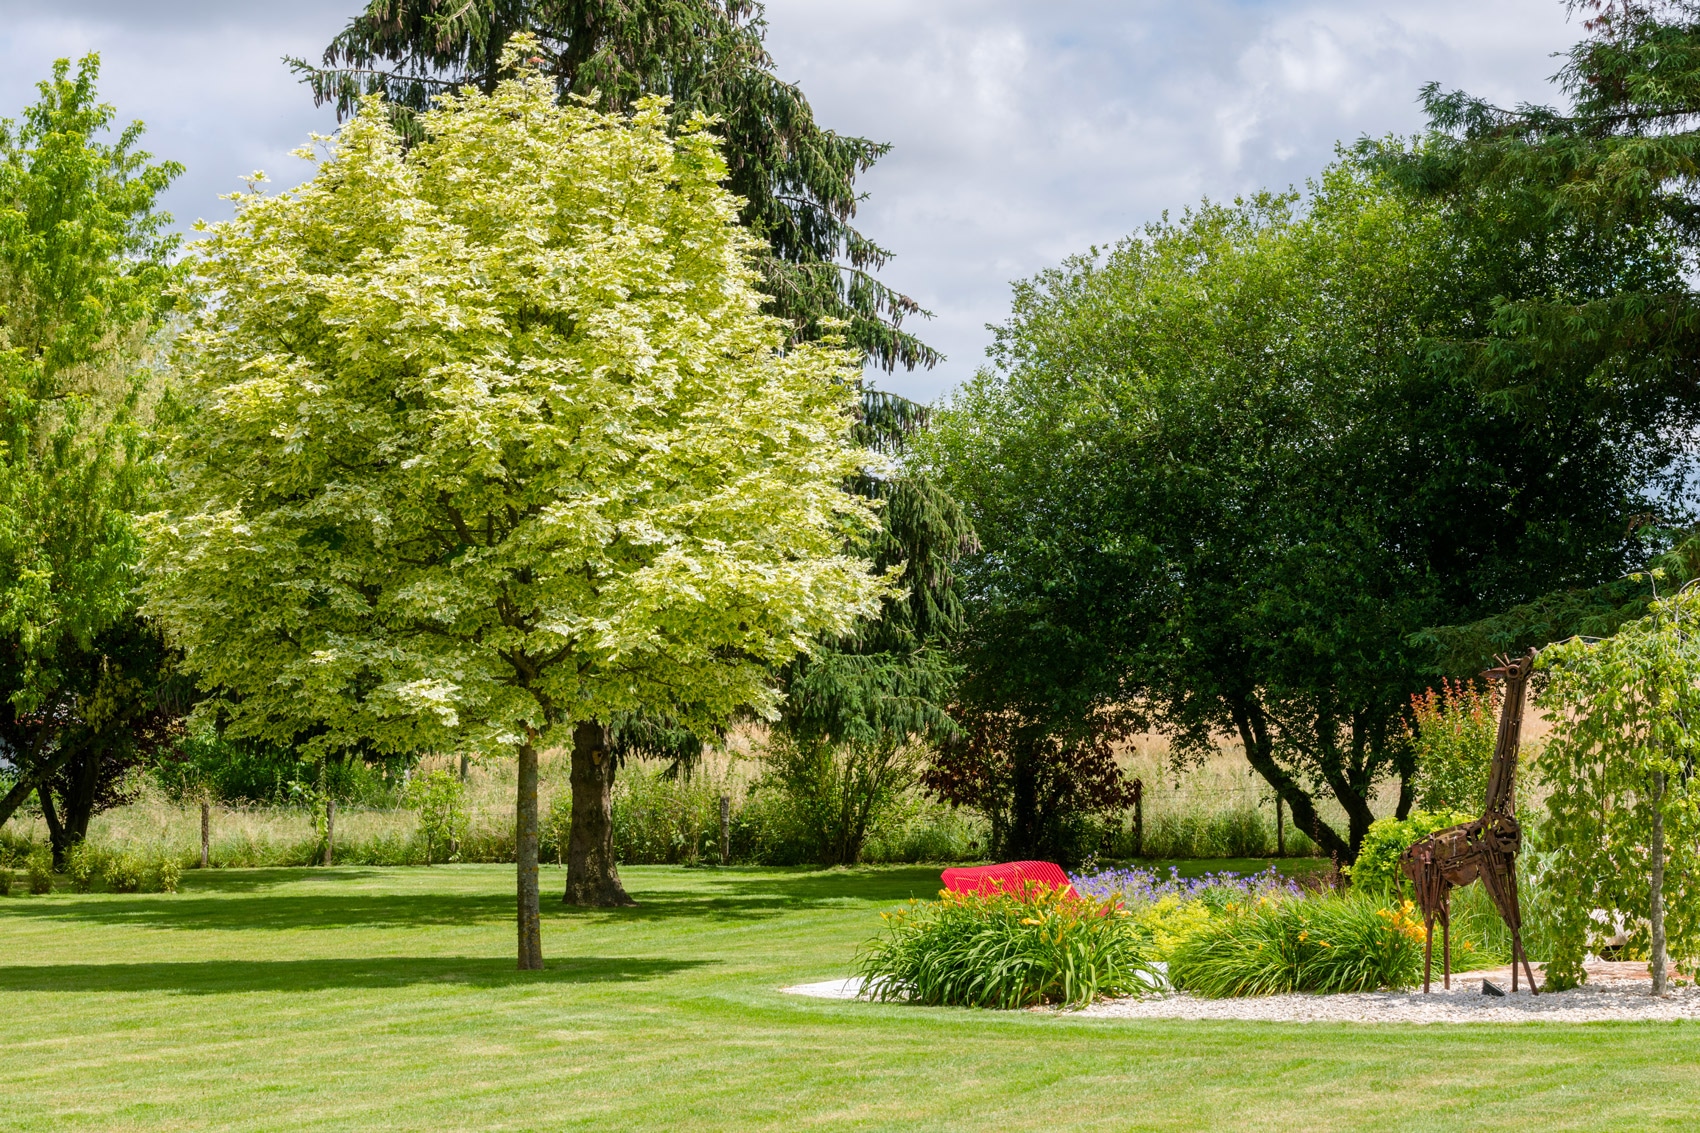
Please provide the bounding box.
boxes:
[0,866,947,932]
[0,955,711,994]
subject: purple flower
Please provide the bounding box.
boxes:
[1068,864,1303,907]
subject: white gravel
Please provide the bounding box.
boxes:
[784,963,1700,1023]
[1077,963,1700,1024]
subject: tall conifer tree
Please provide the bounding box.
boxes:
[290,0,937,372]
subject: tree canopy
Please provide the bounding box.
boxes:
[921,160,1687,860]
[0,54,183,836]
[140,42,890,963]
[290,0,937,372]
[1376,0,1700,662]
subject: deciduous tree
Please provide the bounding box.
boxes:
[922,162,1683,861]
[0,55,183,837]
[141,42,888,967]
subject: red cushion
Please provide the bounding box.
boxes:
[940,861,1075,899]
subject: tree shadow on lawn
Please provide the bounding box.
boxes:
[0,955,711,995]
[0,866,945,932]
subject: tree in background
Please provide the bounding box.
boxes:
[1379,0,1700,666]
[763,391,976,864]
[0,55,184,846]
[141,45,888,967]
[922,160,1685,862]
[291,0,936,372]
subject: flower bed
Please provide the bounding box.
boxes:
[857,884,1155,1009]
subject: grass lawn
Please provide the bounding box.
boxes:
[1,862,1694,1131]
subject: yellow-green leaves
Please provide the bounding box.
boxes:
[1537,588,1700,987]
[142,45,889,757]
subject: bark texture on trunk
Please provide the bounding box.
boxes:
[200,801,210,869]
[564,720,634,907]
[1651,771,1668,996]
[517,738,544,969]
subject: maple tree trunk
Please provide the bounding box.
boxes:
[517,737,543,969]
[564,720,634,907]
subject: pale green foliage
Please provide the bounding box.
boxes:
[1344,809,1473,895]
[1407,681,1499,813]
[1536,586,1700,988]
[141,40,888,758]
[406,769,470,864]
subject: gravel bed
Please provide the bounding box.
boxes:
[1078,964,1700,1024]
[785,963,1700,1023]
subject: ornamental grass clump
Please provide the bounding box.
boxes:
[858,885,1153,1009]
[1168,893,1425,997]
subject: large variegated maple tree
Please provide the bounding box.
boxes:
[142,38,888,968]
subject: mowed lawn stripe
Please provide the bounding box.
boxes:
[0,864,1694,1131]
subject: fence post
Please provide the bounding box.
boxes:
[719,795,730,865]
[1132,779,1143,860]
[1275,795,1285,858]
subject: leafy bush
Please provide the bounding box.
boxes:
[757,733,920,866]
[1345,810,1472,895]
[406,770,470,864]
[104,852,144,893]
[610,764,721,865]
[148,855,182,894]
[862,796,985,864]
[1407,681,1498,813]
[24,847,52,894]
[66,843,104,893]
[1168,893,1425,997]
[0,868,10,896]
[858,885,1155,1009]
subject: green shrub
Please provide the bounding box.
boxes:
[0,868,10,896]
[104,852,144,893]
[24,847,53,894]
[405,770,470,864]
[66,843,104,892]
[1168,893,1425,997]
[148,855,183,894]
[1346,810,1472,895]
[858,885,1155,1009]
[1407,681,1498,813]
[611,764,720,865]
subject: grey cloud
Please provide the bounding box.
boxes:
[2,1,1584,401]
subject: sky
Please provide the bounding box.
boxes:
[0,1,1584,403]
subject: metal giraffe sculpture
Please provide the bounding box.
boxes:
[1399,650,1540,994]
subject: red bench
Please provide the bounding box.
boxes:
[941,861,1075,900]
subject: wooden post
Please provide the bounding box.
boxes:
[1135,775,1149,857]
[719,795,730,865]
[200,800,210,869]
[324,797,336,867]
[1275,795,1285,858]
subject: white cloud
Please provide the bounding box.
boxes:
[1,1,1584,401]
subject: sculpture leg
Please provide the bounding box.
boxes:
[1423,918,1434,994]
[1442,916,1451,991]
[1516,935,1539,996]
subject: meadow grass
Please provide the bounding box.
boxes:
[0,860,1696,1131]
